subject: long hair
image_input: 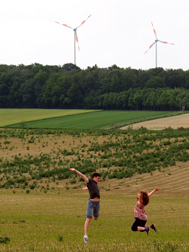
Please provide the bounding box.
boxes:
[140,191,149,206]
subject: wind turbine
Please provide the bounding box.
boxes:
[55,14,92,65]
[145,22,174,68]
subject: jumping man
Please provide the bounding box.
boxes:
[69,168,101,244]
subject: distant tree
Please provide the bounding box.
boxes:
[63,63,80,71]
[20,79,36,108]
[165,69,184,88]
[143,89,157,110]
[66,74,84,108]
[184,70,189,89]
[145,76,165,88]
[133,89,144,110]
[176,89,187,111]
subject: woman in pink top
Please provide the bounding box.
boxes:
[131,188,160,235]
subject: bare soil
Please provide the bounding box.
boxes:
[121,113,189,130]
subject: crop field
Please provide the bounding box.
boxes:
[0,109,100,128]
[3,109,182,129]
[0,127,189,192]
[122,113,189,130]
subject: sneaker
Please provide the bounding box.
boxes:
[151,224,157,232]
[145,227,150,236]
[83,236,89,243]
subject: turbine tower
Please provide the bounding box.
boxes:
[145,22,174,68]
[55,14,92,65]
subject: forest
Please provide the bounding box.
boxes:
[0,63,189,111]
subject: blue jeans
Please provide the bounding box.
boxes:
[86,199,100,218]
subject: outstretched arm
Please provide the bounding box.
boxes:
[148,188,160,197]
[69,168,89,184]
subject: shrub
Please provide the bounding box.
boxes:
[69,179,76,184]
[58,235,63,242]
[29,184,36,189]
[0,237,10,244]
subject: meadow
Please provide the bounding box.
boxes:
[0,109,189,251]
[0,190,188,252]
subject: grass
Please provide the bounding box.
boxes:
[6,110,182,129]
[0,109,100,127]
[0,190,188,251]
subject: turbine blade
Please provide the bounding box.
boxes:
[63,23,73,29]
[151,22,158,40]
[75,14,92,29]
[158,40,175,45]
[54,21,73,29]
[144,42,156,54]
[75,30,80,51]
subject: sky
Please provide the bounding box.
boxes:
[1,0,189,70]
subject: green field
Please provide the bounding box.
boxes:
[0,190,188,252]
[4,110,182,129]
[0,109,99,127]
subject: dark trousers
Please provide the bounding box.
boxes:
[131,218,147,232]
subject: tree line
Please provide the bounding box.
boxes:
[0,63,189,110]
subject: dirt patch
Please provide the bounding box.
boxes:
[121,113,189,130]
